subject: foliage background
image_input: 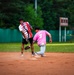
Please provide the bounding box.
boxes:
[0,0,74,30]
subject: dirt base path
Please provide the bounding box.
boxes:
[0,52,74,75]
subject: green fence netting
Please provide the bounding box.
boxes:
[0,29,73,43]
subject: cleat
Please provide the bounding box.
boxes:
[35,55,41,58]
[21,54,24,57]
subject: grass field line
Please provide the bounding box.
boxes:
[46,43,74,46]
[34,43,74,46]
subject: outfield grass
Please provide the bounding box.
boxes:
[0,43,74,53]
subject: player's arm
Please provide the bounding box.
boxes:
[46,31,52,43]
[27,22,33,30]
[19,25,27,39]
[33,34,37,43]
[48,33,52,43]
[29,23,33,30]
[21,31,27,39]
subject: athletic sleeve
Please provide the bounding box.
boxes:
[19,25,23,32]
[33,33,38,41]
[45,30,51,38]
[27,22,32,29]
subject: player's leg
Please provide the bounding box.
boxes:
[28,37,35,56]
[21,38,28,56]
[40,45,46,57]
[37,45,46,57]
[21,43,24,56]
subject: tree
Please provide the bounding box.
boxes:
[0,0,25,28]
[38,0,74,30]
[0,0,74,30]
[0,0,43,29]
[21,4,43,29]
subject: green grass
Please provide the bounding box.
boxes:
[0,43,74,53]
[46,44,74,53]
[0,43,21,52]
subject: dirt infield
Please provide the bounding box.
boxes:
[0,52,74,75]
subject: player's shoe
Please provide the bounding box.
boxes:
[34,53,41,58]
[21,54,24,57]
[32,52,36,57]
[41,54,46,57]
[35,55,41,58]
[32,54,35,57]
[43,54,46,56]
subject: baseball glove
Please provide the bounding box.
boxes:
[24,46,30,50]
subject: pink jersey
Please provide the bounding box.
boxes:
[33,30,51,46]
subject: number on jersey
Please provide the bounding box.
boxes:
[39,33,42,38]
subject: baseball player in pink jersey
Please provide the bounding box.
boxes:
[33,27,52,57]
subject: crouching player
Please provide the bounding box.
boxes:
[33,27,52,57]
